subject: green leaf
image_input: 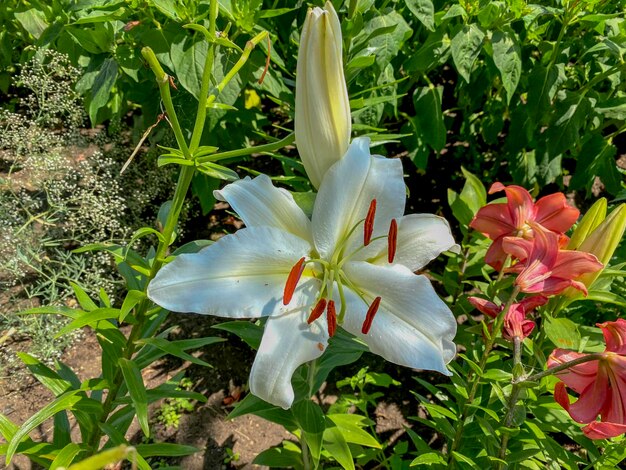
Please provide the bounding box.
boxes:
[66,445,136,470]
[14,9,49,39]
[55,308,120,338]
[17,352,72,396]
[135,338,213,367]
[571,136,622,196]
[543,314,580,350]
[526,64,559,124]
[362,10,412,68]
[157,155,195,167]
[50,443,82,469]
[327,414,381,448]
[70,282,98,311]
[6,391,83,464]
[545,92,592,157]
[170,34,207,99]
[323,421,354,470]
[213,320,263,350]
[293,400,325,463]
[253,444,302,467]
[134,443,199,457]
[411,452,446,466]
[491,29,521,104]
[172,239,213,255]
[134,337,224,369]
[450,24,485,83]
[226,393,298,431]
[118,358,150,437]
[120,290,146,322]
[88,58,118,125]
[196,162,240,181]
[413,86,445,151]
[0,413,18,440]
[406,0,435,31]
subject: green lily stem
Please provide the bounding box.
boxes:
[206,31,268,109]
[448,286,521,463]
[141,47,191,159]
[497,335,523,466]
[195,133,295,164]
[189,4,217,153]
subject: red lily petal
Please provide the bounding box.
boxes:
[535,192,580,233]
[583,421,626,439]
[519,295,549,311]
[484,237,509,271]
[467,297,501,318]
[470,203,515,239]
[491,184,536,229]
[600,319,626,355]
[551,250,603,280]
[554,382,571,412]
[501,236,534,262]
[567,368,609,423]
[548,349,599,394]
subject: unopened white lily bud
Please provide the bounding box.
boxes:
[295,1,351,189]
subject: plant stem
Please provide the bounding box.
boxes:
[195,133,295,164]
[448,286,521,462]
[497,336,523,466]
[518,352,605,384]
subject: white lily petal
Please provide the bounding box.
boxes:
[367,214,459,271]
[312,137,405,259]
[249,278,328,409]
[342,261,457,374]
[148,226,311,318]
[214,174,312,242]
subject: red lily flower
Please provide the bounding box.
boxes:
[468,295,548,340]
[502,228,603,296]
[470,183,579,270]
[548,318,626,439]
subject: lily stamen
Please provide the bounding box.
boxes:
[388,219,398,263]
[283,257,306,305]
[361,296,382,334]
[307,298,327,324]
[327,300,337,337]
[364,199,377,246]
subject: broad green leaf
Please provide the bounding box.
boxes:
[543,314,580,350]
[293,400,325,463]
[413,86,445,151]
[526,64,559,124]
[170,34,207,99]
[327,414,381,448]
[88,58,118,124]
[411,452,446,466]
[14,9,49,39]
[545,92,592,157]
[118,358,149,437]
[134,336,224,369]
[213,320,263,350]
[450,24,485,83]
[253,444,303,468]
[172,239,213,255]
[323,421,354,470]
[227,393,298,431]
[6,391,83,464]
[362,10,412,68]
[492,29,521,104]
[571,136,622,196]
[53,411,72,448]
[406,0,435,31]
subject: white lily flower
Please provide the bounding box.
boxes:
[295,1,351,189]
[148,138,458,409]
